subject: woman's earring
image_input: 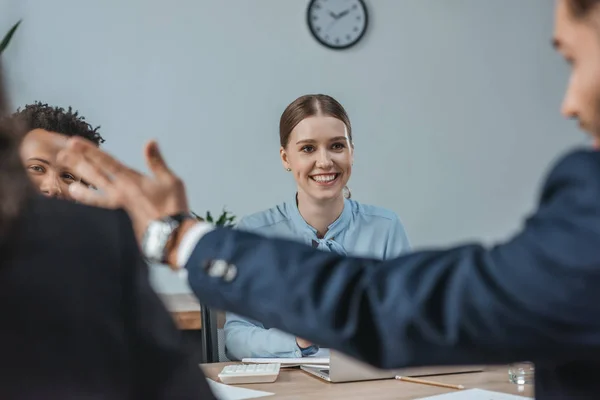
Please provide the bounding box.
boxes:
[343,185,352,199]
[286,168,291,172]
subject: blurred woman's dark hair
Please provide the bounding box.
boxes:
[567,0,600,17]
[0,63,32,241]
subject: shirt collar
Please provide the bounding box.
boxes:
[287,193,352,240]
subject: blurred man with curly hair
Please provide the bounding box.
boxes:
[13,102,105,200]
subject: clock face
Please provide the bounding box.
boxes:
[307,0,368,50]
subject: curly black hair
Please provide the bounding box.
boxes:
[11,101,105,146]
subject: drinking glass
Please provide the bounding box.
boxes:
[508,362,534,384]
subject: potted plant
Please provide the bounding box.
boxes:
[192,208,236,227]
[0,20,21,55]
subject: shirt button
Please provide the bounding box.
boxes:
[207,260,228,278]
[224,265,237,282]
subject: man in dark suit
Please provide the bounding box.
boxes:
[0,196,213,399]
[56,0,600,398]
[0,77,211,398]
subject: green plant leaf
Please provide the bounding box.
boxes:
[195,208,236,227]
[210,208,236,227]
[0,20,22,55]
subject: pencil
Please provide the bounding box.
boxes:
[395,375,465,390]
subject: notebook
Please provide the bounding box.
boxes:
[242,348,330,367]
[241,357,329,366]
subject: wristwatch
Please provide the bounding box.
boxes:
[141,212,195,264]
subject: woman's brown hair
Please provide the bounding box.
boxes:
[279,94,352,148]
[0,63,32,240]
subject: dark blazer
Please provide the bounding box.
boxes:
[0,195,213,399]
[186,149,600,400]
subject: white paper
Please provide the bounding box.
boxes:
[241,357,329,365]
[206,379,274,400]
[416,388,533,400]
[242,347,331,366]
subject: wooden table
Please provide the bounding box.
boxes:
[201,363,534,399]
[159,293,202,330]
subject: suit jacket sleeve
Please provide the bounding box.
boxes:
[117,211,210,399]
[186,150,600,369]
[221,216,304,359]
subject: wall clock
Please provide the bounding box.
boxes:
[306,0,368,50]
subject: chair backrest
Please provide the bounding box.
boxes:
[200,304,229,363]
[217,328,229,362]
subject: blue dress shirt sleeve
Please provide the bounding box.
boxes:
[222,217,306,359]
[384,216,411,259]
[224,312,303,360]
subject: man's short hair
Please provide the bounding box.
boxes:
[12,101,105,146]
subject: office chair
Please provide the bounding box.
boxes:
[200,304,229,363]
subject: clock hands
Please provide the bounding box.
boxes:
[336,9,351,19]
[326,8,353,32]
[328,8,352,20]
[309,1,365,48]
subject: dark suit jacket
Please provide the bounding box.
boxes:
[186,149,600,399]
[0,195,213,399]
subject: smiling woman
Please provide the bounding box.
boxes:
[12,102,105,200]
[223,93,412,361]
[279,94,354,208]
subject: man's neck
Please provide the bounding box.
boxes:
[296,191,345,238]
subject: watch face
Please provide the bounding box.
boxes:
[307,0,368,50]
[143,219,178,263]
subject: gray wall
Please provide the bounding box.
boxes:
[1,0,583,293]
